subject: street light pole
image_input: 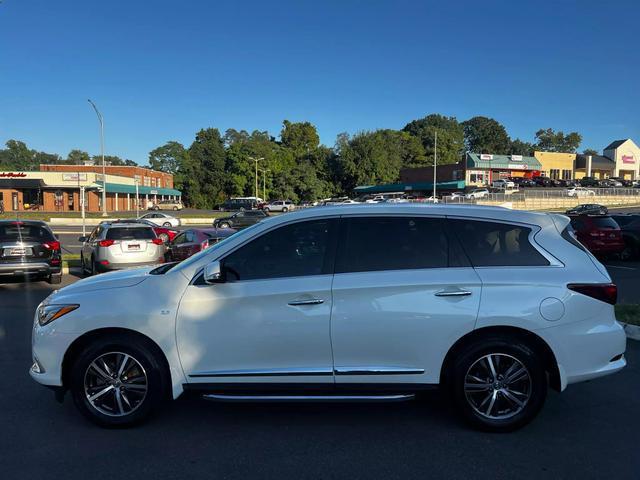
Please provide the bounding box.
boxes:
[433,130,438,199]
[87,99,107,217]
[248,156,264,199]
[260,168,270,201]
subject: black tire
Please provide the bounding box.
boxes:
[219,222,230,229]
[91,256,97,276]
[239,207,245,211]
[173,206,178,211]
[70,334,167,427]
[163,222,172,227]
[282,207,288,213]
[264,207,270,213]
[48,273,62,284]
[449,337,547,432]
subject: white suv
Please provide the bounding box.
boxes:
[31,205,626,431]
[263,200,296,213]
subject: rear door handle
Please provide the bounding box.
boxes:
[288,299,324,306]
[435,289,472,297]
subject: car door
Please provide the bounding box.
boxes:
[330,215,482,386]
[170,232,188,261]
[176,218,338,385]
[234,212,247,227]
[82,226,100,260]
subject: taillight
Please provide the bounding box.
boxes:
[98,239,115,247]
[43,241,60,250]
[568,283,617,305]
[151,238,164,245]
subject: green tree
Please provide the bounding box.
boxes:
[67,149,91,165]
[1,140,35,169]
[462,116,511,154]
[534,128,582,153]
[508,139,534,156]
[402,114,464,165]
[335,129,426,193]
[583,148,599,156]
[280,120,320,156]
[148,141,187,176]
[187,128,227,208]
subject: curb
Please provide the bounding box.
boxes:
[620,322,640,341]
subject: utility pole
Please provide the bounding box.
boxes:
[87,99,107,216]
[260,168,270,201]
[433,130,438,199]
[248,156,264,199]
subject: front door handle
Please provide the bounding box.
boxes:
[435,289,472,297]
[288,299,324,306]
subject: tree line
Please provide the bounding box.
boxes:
[1,114,590,208]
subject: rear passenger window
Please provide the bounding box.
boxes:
[450,220,549,267]
[336,217,459,273]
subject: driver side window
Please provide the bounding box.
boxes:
[222,219,336,281]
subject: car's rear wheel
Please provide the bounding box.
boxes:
[70,337,167,427]
[219,222,230,229]
[173,206,178,211]
[90,256,97,276]
[450,337,547,432]
[264,207,270,212]
[282,207,288,212]
[163,222,171,227]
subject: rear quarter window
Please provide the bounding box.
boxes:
[591,217,619,229]
[450,219,549,267]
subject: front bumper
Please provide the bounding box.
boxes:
[30,322,77,388]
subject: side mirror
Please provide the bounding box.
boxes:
[78,236,87,243]
[203,260,224,284]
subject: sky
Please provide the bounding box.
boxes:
[1,0,639,164]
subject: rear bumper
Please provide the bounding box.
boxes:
[584,241,625,254]
[536,314,627,390]
[97,260,161,272]
[0,262,60,277]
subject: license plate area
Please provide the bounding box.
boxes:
[127,243,141,251]
[4,247,30,256]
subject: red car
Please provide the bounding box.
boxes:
[569,215,625,257]
[115,219,178,243]
[167,227,236,262]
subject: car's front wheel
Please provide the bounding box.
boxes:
[163,222,172,227]
[219,222,230,229]
[70,336,167,427]
[450,337,547,432]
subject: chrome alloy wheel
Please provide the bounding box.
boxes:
[84,352,148,417]
[464,353,532,420]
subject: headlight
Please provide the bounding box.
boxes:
[37,304,79,326]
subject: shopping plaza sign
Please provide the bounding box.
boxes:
[0,172,27,177]
[622,154,635,164]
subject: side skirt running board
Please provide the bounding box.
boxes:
[202,394,415,403]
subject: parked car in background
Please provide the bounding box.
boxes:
[138,212,182,228]
[531,176,553,187]
[263,200,296,213]
[79,222,166,275]
[569,215,624,257]
[599,179,623,188]
[151,199,183,211]
[565,204,608,216]
[219,197,263,211]
[213,210,269,229]
[113,219,179,244]
[0,220,61,284]
[566,187,596,197]
[491,179,515,189]
[465,188,489,199]
[610,214,640,260]
[167,227,236,262]
[31,205,626,431]
[448,191,465,200]
[609,177,633,187]
[579,176,600,187]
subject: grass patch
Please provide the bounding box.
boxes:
[615,304,640,326]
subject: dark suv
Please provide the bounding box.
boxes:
[213,210,268,229]
[0,220,62,284]
[219,198,258,211]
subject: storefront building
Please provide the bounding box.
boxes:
[0,170,180,213]
[603,139,640,180]
[39,164,174,189]
[533,151,576,180]
[465,153,542,186]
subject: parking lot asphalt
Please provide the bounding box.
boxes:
[1,274,639,479]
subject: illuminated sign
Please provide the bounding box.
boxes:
[0,172,27,178]
[622,154,635,164]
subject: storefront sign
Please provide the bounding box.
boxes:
[622,154,635,164]
[0,172,27,178]
[150,189,158,194]
[62,173,88,181]
[510,155,523,161]
[508,163,529,169]
[480,154,493,160]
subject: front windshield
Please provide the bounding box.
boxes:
[173,222,264,271]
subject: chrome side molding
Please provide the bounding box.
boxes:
[334,366,425,376]
[202,394,415,403]
[189,367,333,378]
